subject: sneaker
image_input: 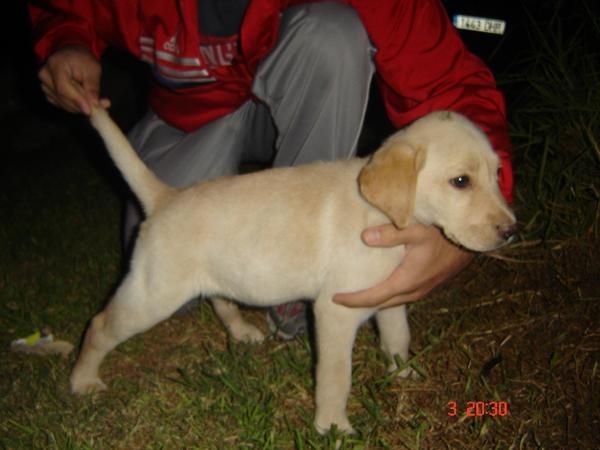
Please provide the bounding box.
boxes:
[267,301,308,340]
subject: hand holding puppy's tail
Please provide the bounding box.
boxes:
[89,107,173,214]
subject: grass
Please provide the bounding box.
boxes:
[500,0,600,240]
[1,1,599,448]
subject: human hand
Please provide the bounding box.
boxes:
[333,223,473,308]
[38,45,111,115]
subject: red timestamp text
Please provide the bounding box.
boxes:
[447,400,509,417]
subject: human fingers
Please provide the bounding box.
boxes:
[38,65,55,92]
[45,64,91,114]
[40,77,82,113]
[377,290,425,309]
[332,275,400,308]
[42,46,103,114]
[38,66,64,108]
[332,263,437,309]
[362,223,431,248]
[333,283,423,308]
[77,75,112,112]
[62,66,96,114]
[72,63,104,114]
[99,98,112,109]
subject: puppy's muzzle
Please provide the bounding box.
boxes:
[497,222,518,242]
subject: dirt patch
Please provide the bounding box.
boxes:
[402,237,600,448]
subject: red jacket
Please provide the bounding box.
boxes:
[29,0,513,201]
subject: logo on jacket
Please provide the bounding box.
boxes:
[163,35,180,53]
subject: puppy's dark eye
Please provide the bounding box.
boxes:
[450,175,471,189]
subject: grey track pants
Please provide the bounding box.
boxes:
[124,2,375,248]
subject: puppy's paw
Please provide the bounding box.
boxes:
[388,364,418,380]
[387,356,418,379]
[314,416,355,435]
[70,374,107,394]
[228,322,265,344]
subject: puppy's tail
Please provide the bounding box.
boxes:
[89,107,174,215]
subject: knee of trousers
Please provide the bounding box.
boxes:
[282,3,373,81]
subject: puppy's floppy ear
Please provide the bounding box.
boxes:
[358,142,425,228]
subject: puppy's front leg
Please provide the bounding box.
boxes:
[375,305,413,378]
[313,299,365,434]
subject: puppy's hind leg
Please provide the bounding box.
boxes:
[375,305,414,378]
[210,297,265,343]
[70,271,193,394]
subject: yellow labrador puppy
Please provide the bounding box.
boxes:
[71,108,515,433]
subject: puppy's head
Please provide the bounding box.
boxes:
[359,111,516,252]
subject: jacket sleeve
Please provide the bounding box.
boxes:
[28,1,113,63]
[352,0,513,202]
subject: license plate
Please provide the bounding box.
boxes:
[452,15,506,35]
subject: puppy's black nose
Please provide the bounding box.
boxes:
[497,223,518,241]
